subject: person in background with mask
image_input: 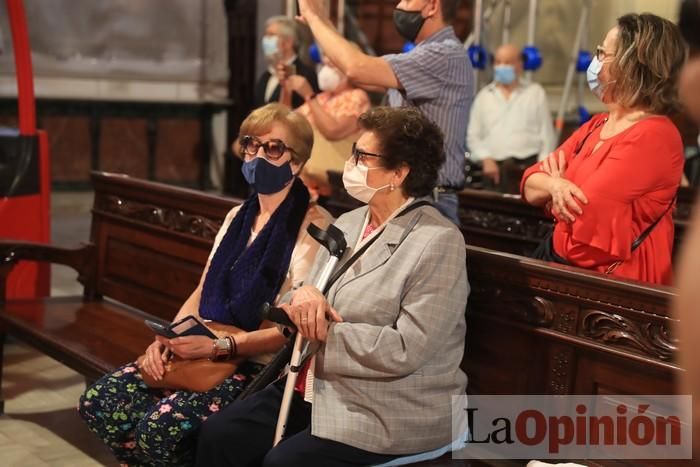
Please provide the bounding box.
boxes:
[293,0,473,225]
[78,103,332,466]
[196,106,468,467]
[521,13,686,285]
[283,49,371,200]
[467,44,555,194]
[285,50,370,142]
[254,16,319,110]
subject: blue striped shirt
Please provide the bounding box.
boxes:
[383,27,474,188]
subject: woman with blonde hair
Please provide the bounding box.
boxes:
[78,103,332,466]
[522,13,686,285]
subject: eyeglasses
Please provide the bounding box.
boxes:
[240,135,296,161]
[351,142,384,166]
[595,46,613,62]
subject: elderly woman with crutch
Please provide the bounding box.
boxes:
[195,106,469,467]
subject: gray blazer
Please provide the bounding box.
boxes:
[306,202,469,455]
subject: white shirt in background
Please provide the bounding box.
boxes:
[467,80,556,162]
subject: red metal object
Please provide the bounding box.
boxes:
[2,0,51,299]
[6,0,36,135]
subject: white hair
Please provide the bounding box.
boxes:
[265,16,297,44]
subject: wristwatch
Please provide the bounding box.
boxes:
[211,337,232,362]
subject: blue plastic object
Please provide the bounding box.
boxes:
[402,41,416,53]
[578,105,592,125]
[468,44,489,70]
[576,50,593,73]
[309,43,322,64]
[371,433,468,467]
[521,45,542,71]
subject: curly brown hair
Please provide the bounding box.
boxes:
[358,106,445,198]
[609,13,687,115]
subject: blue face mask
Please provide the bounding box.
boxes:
[261,35,279,59]
[241,157,294,195]
[493,65,516,85]
[586,56,605,98]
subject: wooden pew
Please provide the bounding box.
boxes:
[459,247,687,467]
[463,245,678,396]
[0,173,685,465]
[0,171,242,413]
[322,170,695,258]
[458,188,692,258]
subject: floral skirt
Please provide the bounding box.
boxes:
[78,359,264,467]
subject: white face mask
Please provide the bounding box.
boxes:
[261,35,279,59]
[318,65,343,92]
[342,159,390,204]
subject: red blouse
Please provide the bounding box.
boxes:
[521,113,684,285]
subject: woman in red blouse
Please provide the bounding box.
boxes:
[521,13,686,285]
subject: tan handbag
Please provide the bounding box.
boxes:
[137,322,245,393]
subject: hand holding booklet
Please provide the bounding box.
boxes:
[144,315,217,340]
[138,315,243,392]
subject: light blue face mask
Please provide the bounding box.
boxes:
[493,65,516,85]
[586,56,605,98]
[261,35,279,58]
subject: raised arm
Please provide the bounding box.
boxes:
[299,2,399,90]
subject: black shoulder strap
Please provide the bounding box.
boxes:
[630,195,676,252]
[322,200,431,294]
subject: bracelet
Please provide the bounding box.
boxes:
[226,335,238,359]
[211,337,232,361]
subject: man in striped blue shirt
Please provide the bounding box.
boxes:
[296,0,474,224]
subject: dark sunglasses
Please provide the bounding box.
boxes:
[241,135,296,161]
[351,142,384,166]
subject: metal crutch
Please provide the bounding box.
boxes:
[263,222,347,446]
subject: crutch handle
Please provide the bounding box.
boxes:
[260,302,333,331]
[260,303,296,328]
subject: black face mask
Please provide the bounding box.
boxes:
[393,8,426,42]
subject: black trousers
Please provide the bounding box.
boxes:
[482,154,538,194]
[195,379,399,467]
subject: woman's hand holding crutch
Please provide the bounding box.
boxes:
[279,286,343,342]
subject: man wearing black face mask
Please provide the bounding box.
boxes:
[297,0,473,225]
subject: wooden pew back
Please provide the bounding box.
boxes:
[87,174,681,399]
[464,245,678,396]
[458,188,691,258]
[89,172,240,320]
